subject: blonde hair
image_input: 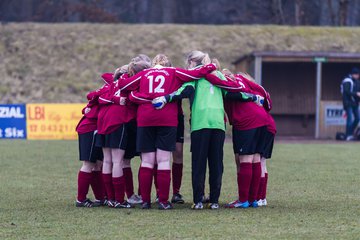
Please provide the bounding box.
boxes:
[222,68,235,81]
[128,60,150,76]
[237,72,256,82]
[185,50,211,69]
[212,58,221,70]
[152,54,172,67]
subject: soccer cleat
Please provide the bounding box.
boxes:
[171,193,185,204]
[113,201,134,209]
[76,198,94,208]
[262,199,267,206]
[92,199,108,207]
[249,201,259,208]
[107,200,116,208]
[127,194,143,205]
[257,199,264,207]
[158,201,173,210]
[224,200,249,209]
[191,202,204,210]
[141,202,151,209]
[206,203,220,210]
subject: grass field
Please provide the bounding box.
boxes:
[0,140,359,239]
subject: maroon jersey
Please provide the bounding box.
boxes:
[118,64,216,127]
[224,76,268,131]
[97,80,131,135]
[233,74,276,133]
[266,113,276,134]
[234,74,272,111]
[76,74,113,134]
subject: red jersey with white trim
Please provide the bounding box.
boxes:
[234,74,276,133]
[76,79,112,134]
[224,76,268,131]
[234,74,272,111]
[119,64,216,127]
[97,81,132,135]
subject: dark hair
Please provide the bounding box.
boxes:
[351,67,360,74]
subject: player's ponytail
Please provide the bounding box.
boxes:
[186,50,211,69]
[211,58,221,70]
[201,54,211,65]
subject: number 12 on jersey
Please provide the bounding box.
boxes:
[148,75,165,93]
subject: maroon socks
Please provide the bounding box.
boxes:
[123,167,134,198]
[102,173,115,201]
[153,164,159,196]
[237,163,252,202]
[112,176,125,203]
[77,171,92,202]
[249,162,261,203]
[90,171,105,201]
[258,177,265,200]
[157,170,171,203]
[172,163,183,195]
[139,167,153,203]
[263,173,268,199]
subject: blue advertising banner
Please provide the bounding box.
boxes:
[0,104,27,139]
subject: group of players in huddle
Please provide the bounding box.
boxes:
[75,50,276,210]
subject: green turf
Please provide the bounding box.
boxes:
[0,140,359,239]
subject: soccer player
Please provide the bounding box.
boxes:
[119,54,217,210]
[115,55,152,205]
[223,71,269,209]
[150,54,256,210]
[182,53,259,210]
[75,73,112,207]
[95,62,149,209]
[257,112,276,207]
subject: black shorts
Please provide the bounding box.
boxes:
[124,120,140,159]
[137,126,177,152]
[78,131,103,163]
[176,114,185,143]
[262,130,275,159]
[232,126,266,155]
[95,125,127,150]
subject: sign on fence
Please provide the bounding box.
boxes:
[0,104,27,139]
[26,104,83,140]
[324,105,347,126]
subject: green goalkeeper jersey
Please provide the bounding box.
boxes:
[187,69,226,132]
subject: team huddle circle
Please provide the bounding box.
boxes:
[76,52,275,210]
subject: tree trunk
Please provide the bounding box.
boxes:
[327,0,336,25]
[339,0,349,26]
[295,0,302,25]
[272,0,285,24]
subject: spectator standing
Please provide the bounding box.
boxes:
[341,67,360,140]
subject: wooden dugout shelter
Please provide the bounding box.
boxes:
[233,51,360,139]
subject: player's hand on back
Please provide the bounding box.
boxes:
[152,96,167,110]
[84,107,91,114]
[254,95,264,107]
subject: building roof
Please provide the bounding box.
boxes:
[233,51,360,64]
